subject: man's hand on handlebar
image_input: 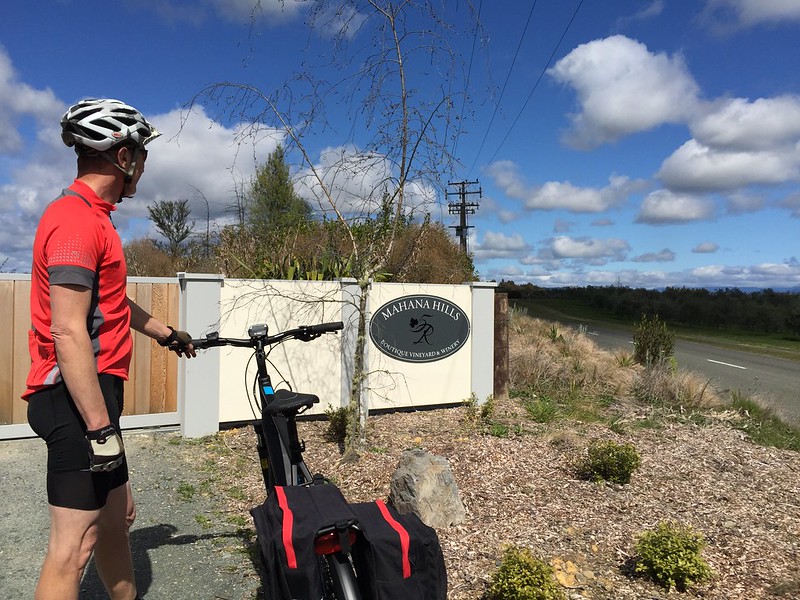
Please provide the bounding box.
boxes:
[158,326,197,358]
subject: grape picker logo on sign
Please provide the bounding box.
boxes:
[369,294,471,363]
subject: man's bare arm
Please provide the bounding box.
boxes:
[128,298,196,357]
[50,283,110,430]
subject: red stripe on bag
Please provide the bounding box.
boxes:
[376,500,412,578]
[275,487,297,569]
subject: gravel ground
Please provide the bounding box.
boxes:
[0,429,261,600]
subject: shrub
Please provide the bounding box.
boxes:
[463,394,500,432]
[578,440,641,484]
[487,546,565,600]
[488,422,510,438]
[633,314,674,368]
[324,405,350,445]
[523,395,559,423]
[633,521,712,591]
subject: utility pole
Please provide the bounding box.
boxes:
[447,180,481,254]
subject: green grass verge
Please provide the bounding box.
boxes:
[729,393,800,451]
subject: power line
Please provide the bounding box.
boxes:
[467,0,538,176]
[477,0,586,179]
[451,0,483,161]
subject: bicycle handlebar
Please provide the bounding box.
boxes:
[191,321,344,351]
[307,322,345,335]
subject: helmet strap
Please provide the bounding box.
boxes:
[98,145,142,202]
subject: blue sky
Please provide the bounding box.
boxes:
[1,0,800,289]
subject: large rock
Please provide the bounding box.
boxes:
[388,449,466,528]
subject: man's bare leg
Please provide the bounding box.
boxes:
[35,504,100,600]
[94,483,138,599]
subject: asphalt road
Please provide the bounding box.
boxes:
[578,324,800,423]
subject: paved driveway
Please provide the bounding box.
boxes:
[0,431,261,600]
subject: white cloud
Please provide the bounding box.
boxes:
[479,196,519,224]
[482,261,800,290]
[492,268,671,289]
[547,37,800,195]
[725,192,765,214]
[487,161,646,213]
[0,48,64,154]
[633,249,676,263]
[294,145,437,219]
[110,106,281,229]
[657,139,800,192]
[551,236,630,262]
[687,261,800,288]
[548,35,700,148]
[474,231,531,261]
[654,96,800,193]
[210,0,303,21]
[691,96,800,152]
[703,0,800,29]
[636,189,716,224]
[633,1,664,21]
[553,219,574,233]
[692,242,720,253]
[494,264,526,279]
[0,101,277,270]
[614,1,664,30]
[140,0,304,25]
[310,3,368,39]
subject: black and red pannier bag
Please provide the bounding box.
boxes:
[350,500,447,600]
[250,482,358,600]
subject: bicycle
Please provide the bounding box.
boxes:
[192,321,362,600]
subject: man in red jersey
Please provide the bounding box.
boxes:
[25,98,196,600]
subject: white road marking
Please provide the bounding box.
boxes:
[707,359,747,370]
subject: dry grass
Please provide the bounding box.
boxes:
[509,317,636,397]
[509,315,724,420]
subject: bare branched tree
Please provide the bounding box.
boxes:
[193,0,483,454]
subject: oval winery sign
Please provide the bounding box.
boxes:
[369,294,471,363]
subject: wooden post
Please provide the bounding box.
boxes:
[494,293,509,399]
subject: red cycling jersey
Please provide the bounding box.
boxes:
[24,180,132,399]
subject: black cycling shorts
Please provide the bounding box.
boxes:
[27,373,129,510]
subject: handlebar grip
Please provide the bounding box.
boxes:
[191,331,219,350]
[309,321,344,334]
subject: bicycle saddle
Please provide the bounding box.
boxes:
[265,389,320,415]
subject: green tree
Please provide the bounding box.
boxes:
[147,199,195,258]
[786,301,800,339]
[633,314,675,368]
[246,144,312,238]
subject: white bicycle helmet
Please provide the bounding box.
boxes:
[61,98,161,152]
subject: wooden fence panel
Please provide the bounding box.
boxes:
[125,281,179,416]
[0,278,33,425]
[0,277,178,425]
[12,280,30,423]
[0,280,18,424]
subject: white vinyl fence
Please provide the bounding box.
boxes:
[179,275,497,437]
[0,273,497,439]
